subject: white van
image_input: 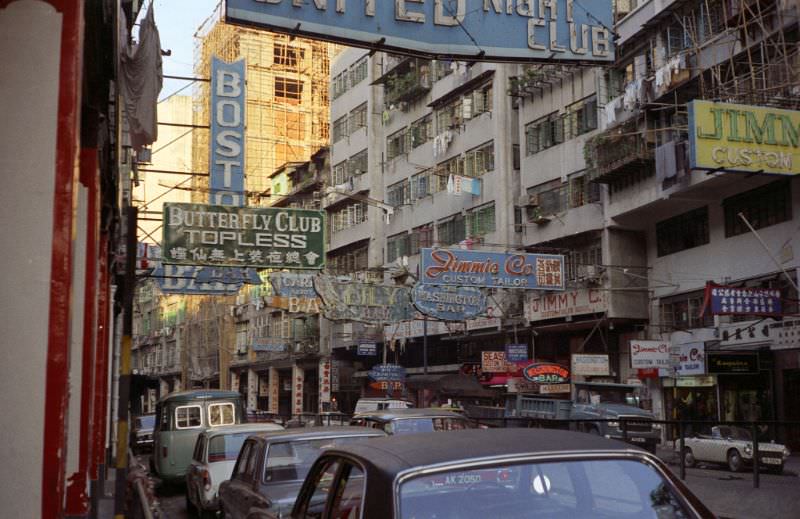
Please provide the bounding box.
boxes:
[354,397,413,414]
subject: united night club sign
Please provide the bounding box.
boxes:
[421,248,565,290]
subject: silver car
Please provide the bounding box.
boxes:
[678,425,790,473]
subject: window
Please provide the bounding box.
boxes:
[387,128,409,160]
[349,57,368,87]
[192,435,206,462]
[347,149,368,177]
[465,81,493,119]
[565,96,598,140]
[328,246,369,275]
[410,224,433,255]
[656,206,710,257]
[463,141,494,178]
[724,180,792,237]
[436,214,466,246]
[564,242,603,282]
[175,405,202,429]
[208,402,235,426]
[275,77,303,103]
[525,112,563,155]
[411,169,447,199]
[297,459,341,519]
[387,233,411,263]
[332,115,348,143]
[330,202,368,233]
[330,465,365,519]
[332,72,348,99]
[274,43,304,68]
[409,115,432,148]
[436,97,463,131]
[233,441,253,478]
[387,181,409,207]
[332,161,347,186]
[466,203,496,237]
[349,103,367,134]
[433,59,455,81]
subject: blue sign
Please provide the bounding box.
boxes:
[210,57,245,206]
[253,339,287,352]
[153,264,260,295]
[412,284,486,321]
[421,248,565,290]
[505,343,529,363]
[357,342,377,356]
[368,363,406,383]
[270,272,317,298]
[226,0,614,63]
[706,283,782,316]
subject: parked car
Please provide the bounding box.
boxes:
[678,425,791,473]
[218,427,385,519]
[130,413,155,454]
[353,397,413,414]
[153,390,246,484]
[350,408,475,435]
[186,423,284,518]
[291,428,716,519]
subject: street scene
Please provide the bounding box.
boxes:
[2,0,800,518]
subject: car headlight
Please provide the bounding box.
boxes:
[783,447,791,458]
[744,444,753,455]
[607,421,619,428]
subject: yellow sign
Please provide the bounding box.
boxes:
[689,100,800,175]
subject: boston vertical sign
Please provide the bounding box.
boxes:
[210,57,246,206]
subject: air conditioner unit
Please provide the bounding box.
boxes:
[527,193,540,207]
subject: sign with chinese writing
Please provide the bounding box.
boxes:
[770,318,800,351]
[505,344,529,363]
[210,57,246,205]
[421,249,565,290]
[630,340,671,369]
[253,339,287,353]
[525,288,607,321]
[718,319,775,347]
[704,283,782,316]
[707,353,759,374]
[481,351,508,373]
[226,0,614,63]
[447,174,481,196]
[319,359,331,406]
[357,342,377,356]
[163,203,325,269]
[540,383,571,394]
[292,365,304,415]
[523,363,570,384]
[689,100,800,176]
[368,363,406,383]
[331,360,340,392]
[507,377,538,393]
[571,354,610,376]
[269,367,279,414]
[314,275,414,323]
[412,283,486,321]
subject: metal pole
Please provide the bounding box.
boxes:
[423,315,428,375]
[679,421,686,481]
[737,212,800,293]
[752,422,760,489]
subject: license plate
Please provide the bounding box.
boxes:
[630,437,646,443]
[762,457,781,465]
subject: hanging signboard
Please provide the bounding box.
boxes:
[421,248,565,290]
[319,359,331,406]
[368,363,406,383]
[507,377,538,393]
[658,342,705,377]
[540,383,571,394]
[226,0,614,64]
[384,319,463,340]
[314,275,414,323]
[523,363,570,384]
[292,365,304,415]
[505,344,529,363]
[162,202,325,269]
[268,272,322,313]
[253,339,287,353]
[630,340,671,369]
[571,354,610,376]
[525,288,607,321]
[704,283,782,316]
[707,353,759,374]
[152,264,256,295]
[357,342,377,356]
[481,351,508,373]
[412,283,486,321]
[210,57,246,205]
[688,100,800,176]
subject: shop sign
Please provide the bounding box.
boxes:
[370,380,404,392]
[523,363,570,384]
[663,375,717,388]
[421,248,565,290]
[319,360,331,405]
[154,264,261,295]
[525,288,607,321]
[507,377,538,393]
[368,363,406,383]
[412,283,487,321]
[688,100,800,176]
[770,318,800,350]
[481,351,508,373]
[707,353,759,374]
[384,319,463,340]
[270,272,318,298]
[314,275,413,323]
[163,203,325,269]
[540,383,571,394]
[292,365,304,415]
[466,316,502,331]
[505,344,529,363]
[718,319,775,348]
[704,283,782,316]
[268,367,279,414]
[571,354,609,376]
[659,342,705,377]
[331,360,340,392]
[630,340,670,369]
[253,339,287,353]
[210,57,246,205]
[357,342,377,356]
[226,0,614,64]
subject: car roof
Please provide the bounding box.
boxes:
[157,389,241,404]
[352,408,466,420]
[249,426,386,442]
[203,423,284,437]
[324,428,644,477]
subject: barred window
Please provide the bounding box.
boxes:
[387,180,409,207]
[349,57,368,87]
[564,95,598,140]
[724,180,792,237]
[332,161,347,186]
[463,141,494,178]
[387,128,409,160]
[387,232,411,263]
[332,115,348,143]
[275,77,303,104]
[273,44,304,68]
[328,245,369,275]
[411,169,447,199]
[466,203,496,237]
[437,214,466,246]
[330,202,368,233]
[656,206,709,257]
[332,72,348,99]
[347,149,368,177]
[525,112,563,155]
[410,115,433,148]
[349,103,368,134]
[410,224,434,255]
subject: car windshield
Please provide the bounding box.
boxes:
[400,459,692,519]
[386,418,473,435]
[578,387,640,407]
[136,415,155,429]
[208,432,252,462]
[716,426,752,441]
[263,436,375,484]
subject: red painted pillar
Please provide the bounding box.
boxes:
[66,148,100,516]
[91,234,110,481]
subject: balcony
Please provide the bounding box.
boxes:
[378,58,431,107]
[585,119,654,184]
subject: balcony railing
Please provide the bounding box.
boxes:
[585,120,654,184]
[382,58,431,106]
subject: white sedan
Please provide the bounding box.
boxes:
[678,425,790,473]
[186,422,284,518]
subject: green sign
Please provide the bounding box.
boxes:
[162,202,325,269]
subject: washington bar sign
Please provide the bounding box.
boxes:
[162,202,325,269]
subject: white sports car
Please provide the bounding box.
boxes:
[677,425,790,473]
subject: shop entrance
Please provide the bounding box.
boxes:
[664,386,718,439]
[278,369,292,418]
[783,369,800,450]
[303,367,319,413]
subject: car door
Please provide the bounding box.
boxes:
[223,439,256,519]
[293,457,366,519]
[186,433,207,507]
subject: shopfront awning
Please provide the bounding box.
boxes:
[406,374,496,398]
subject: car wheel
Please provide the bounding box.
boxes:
[683,448,696,468]
[727,449,744,472]
[587,426,601,436]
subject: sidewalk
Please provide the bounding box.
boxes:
[96,467,116,519]
[656,447,800,519]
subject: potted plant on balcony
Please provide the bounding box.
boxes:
[528,207,551,225]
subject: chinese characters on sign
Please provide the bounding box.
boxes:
[319,359,331,407]
[210,57,246,205]
[357,342,377,356]
[704,283,782,316]
[162,203,325,269]
[292,365,304,416]
[269,367,279,414]
[505,344,529,363]
[630,340,671,369]
[421,249,565,290]
[368,364,406,383]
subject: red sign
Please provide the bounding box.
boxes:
[523,363,570,384]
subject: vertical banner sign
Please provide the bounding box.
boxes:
[319,359,331,408]
[210,57,246,206]
[247,369,257,411]
[268,367,279,414]
[292,364,304,416]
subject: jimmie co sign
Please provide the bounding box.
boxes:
[630,340,671,369]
